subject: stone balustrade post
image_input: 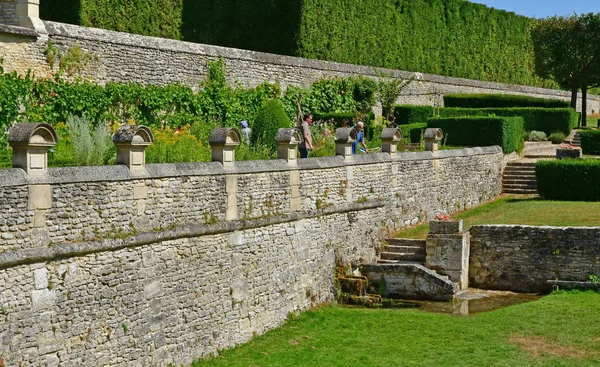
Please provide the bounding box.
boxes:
[334,127,357,158]
[381,127,402,155]
[424,128,443,152]
[16,0,46,34]
[425,219,469,289]
[275,128,302,165]
[113,125,154,174]
[209,128,241,168]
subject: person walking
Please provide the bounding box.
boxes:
[240,120,251,144]
[352,121,368,154]
[298,113,314,158]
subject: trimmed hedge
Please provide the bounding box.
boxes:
[394,105,433,125]
[536,159,600,201]
[443,94,569,108]
[427,116,524,153]
[398,123,427,144]
[251,99,291,150]
[314,112,354,125]
[580,130,600,155]
[41,0,557,89]
[439,108,578,135]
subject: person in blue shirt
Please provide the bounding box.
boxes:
[352,121,369,154]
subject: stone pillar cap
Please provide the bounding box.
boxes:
[209,128,241,147]
[275,128,302,144]
[8,122,58,147]
[381,127,402,142]
[112,125,154,146]
[334,127,357,143]
[424,128,443,141]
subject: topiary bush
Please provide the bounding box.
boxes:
[548,131,566,144]
[536,159,600,201]
[398,123,427,144]
[580,130,600,155]
[427,116,524,153]
[251,99,292,151]
[394,105,434,125]
[443,94,570,108]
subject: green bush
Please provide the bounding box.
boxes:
[548,131,566,144]
[443,94,569,108]
[314,112,354,125]
[394,105,433,125]
[527,130,547,142]
[536,159,600,201]
[66,114,112,166]
[398,123,427,144]
[580,130,600,155]
[427,116,524,153]
[439,107,578,135]
[251,99,291,150]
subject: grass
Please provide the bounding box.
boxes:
[396,195,600,239]
[193,291,600,367]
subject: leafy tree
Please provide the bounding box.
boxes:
[375,70,413,117]
[531,13,600,126]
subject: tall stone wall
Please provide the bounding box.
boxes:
[0,21,598,113]
[0,147,504,366]
[470,225,600,293]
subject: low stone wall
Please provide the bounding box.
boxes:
[0,21,598,113]
[470,225,600,293]
[0,147,504,366]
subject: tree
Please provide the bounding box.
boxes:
[531,13,600,126]
[375,70,413,118]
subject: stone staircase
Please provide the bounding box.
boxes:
[565,130,581,147]
[502,161,538,195]
[378,238,426,264]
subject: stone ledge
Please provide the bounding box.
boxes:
[0,23,39,37]
[0,199,385,269]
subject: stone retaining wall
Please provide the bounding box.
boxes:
[470,225,600,293]
[0,147,504,366]
[0,21,598,113]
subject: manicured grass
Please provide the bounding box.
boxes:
[396,195,600,239]
[193,291,600,367]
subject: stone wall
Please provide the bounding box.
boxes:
[0,21,598,113]
[469,225,600,293]
[0,147,504,366]
[0,1,17,26]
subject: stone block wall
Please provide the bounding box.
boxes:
[0,147,505,366]
[0,21,598,113]
[470,225,600,293]
[0,1,17,26]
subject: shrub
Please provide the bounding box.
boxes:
[398,123,427,144]
[351,76,377,114]
[536,159,600,201]
[427,116,524,153]
[527,130,547,142]
[251,99,291,151]
[66,114,112,166]
[580,130,600,155]
[146,125,208,163]
[439,107,577,135]
[443,94,569,108]
[394,105,433,125]
[548,131,566,144]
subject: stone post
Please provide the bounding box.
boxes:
[275,128,301,165]
[425,219,470,289]
[334,127,356,158]
[113,125,154,174]
[424,128,443,152]
[209,128,241,169]
[381,127,402,155]
[16,0,46,34]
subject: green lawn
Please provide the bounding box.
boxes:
[193,291,600,367]
[396,195,600,239]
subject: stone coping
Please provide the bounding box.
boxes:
[0,146,502,187]
[0,199,384,269]
[43,21,599,101]
[0,23,39,38]
[471,224,600,230]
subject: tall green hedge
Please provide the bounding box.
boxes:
[40,0,556,89]
[394,105,433,125]
[427,116,524,153]
[536,159,600,201]
[438,108,578,135]
[580,130,600,155]
[443,94,570,108]
[398,123,427,143]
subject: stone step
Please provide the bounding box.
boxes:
[503,183,537,190]
[502,178,537,184]
[386,238,426,248]
[504,166,536,172]
[502,188,538,195]
[380,251,426,262]
[506,161,537,167]
[375,259,425,266]
[503,170,536,176]
[384,245,426,254]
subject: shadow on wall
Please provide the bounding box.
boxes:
[180,0,302,56]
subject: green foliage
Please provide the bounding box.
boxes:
[536,159,600,201]
[251,99,291,151]
[398,123,427,144]
[375,71,412,117]
[548,131,566,144]
[439,107,578,135]
[443,94,570,108]
[526,130,547,142]
[427,116,524,153]
[579,130,600,155]
[394,105,433,125]
[66,114,112,166]
[351,76,378,114]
